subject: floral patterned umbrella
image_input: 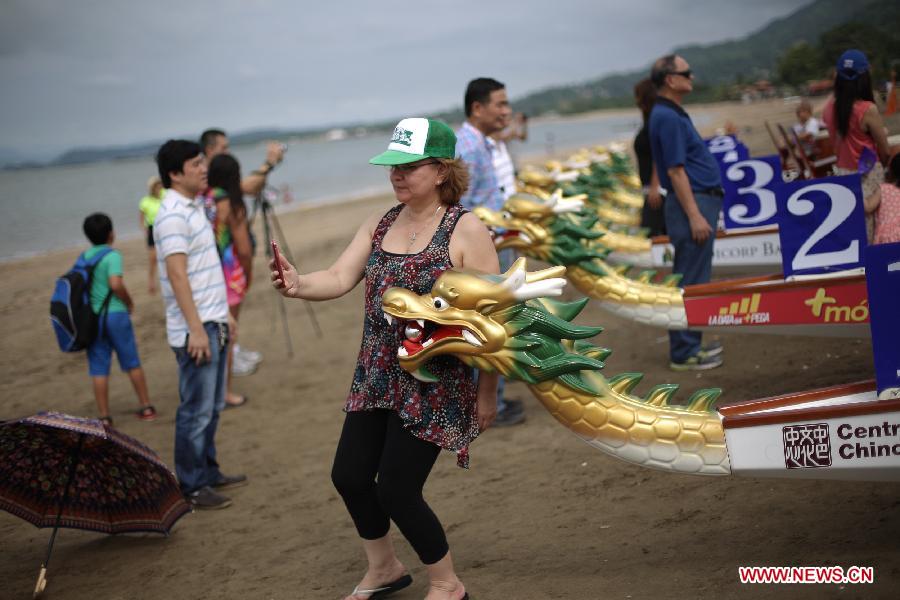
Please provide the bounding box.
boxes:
[0,412,190,597]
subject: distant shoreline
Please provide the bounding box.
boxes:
[0,98,822,266]
[2,99,752,172]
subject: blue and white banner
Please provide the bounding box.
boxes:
[776,174,866,278]
[722,154,783,230]
[705,135,749,167]
[864,241,900,399]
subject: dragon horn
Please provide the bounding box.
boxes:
[501,258,568,301]
[552,196,586,214]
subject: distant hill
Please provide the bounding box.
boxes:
[48,128,322,169]
[511,0,895,115]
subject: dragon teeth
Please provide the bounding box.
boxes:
[384,312,393,325]
[397,346,408,357]
[422,339,434,347]
[462,329,482,346]
[416,319,425,328]
[520,233,532,244]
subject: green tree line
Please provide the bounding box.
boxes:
[777,18,900,86]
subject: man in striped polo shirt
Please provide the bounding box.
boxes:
[154,140,247,510]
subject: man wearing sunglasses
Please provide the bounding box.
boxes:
[648,54,725,372]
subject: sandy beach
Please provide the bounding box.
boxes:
[2,98,899,600]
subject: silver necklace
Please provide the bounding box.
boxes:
[405,203,443,252]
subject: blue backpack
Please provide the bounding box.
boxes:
[50,248,114,352]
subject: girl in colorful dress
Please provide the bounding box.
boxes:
[207,154,254,407]
[272,119,497,600]
[875,153,900,245]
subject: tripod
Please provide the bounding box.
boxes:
[251,187,323,358]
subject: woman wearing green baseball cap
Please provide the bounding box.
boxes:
[272,117,498,600]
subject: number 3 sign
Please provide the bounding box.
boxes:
[722,154,782,230]
[776,174,866,278]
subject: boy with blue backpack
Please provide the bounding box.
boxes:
[80,213,156,424]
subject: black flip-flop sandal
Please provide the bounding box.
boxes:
[351,574,412,599]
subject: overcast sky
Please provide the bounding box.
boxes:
[1,0,810,159]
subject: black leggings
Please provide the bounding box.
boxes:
[331,409,449,565]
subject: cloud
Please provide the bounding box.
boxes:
[83,73,136,88]
[0,0,812,156]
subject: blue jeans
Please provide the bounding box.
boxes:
[172,322,229,495]
[664,192,721,363]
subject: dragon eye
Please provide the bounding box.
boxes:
[433,296,449,311]
[501,211,512,220]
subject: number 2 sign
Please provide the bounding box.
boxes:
[776,174,866,278]
[722,154,782,230]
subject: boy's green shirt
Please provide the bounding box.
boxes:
[84,245,128,314]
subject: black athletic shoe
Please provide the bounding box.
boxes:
[698,341,723,358]
[211,473,248,490]
[669,352,724,372]
[502,398,524,414]
[186,486,232,510]
[494,404,526,427]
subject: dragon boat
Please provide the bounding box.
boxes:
[475,195,869,337]
[482,191,782,269]
[519,150,645,227]
[380,259,899,481]
[649,228,782,270]
[518,149,783,268]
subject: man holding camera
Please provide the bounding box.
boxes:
[200,128,285,196]
[198,129,286,378]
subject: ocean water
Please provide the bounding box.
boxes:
[0,111,642,261]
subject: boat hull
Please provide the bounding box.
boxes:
[650,228,782,269]
[682,273,870,337]
[719,382,900,481]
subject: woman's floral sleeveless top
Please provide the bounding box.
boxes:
[346,203,478,467]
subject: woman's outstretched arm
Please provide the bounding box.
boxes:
[271,211,381,301]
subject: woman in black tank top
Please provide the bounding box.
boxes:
[271,118,499,600]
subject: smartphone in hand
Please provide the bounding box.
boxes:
[271,240,286,282]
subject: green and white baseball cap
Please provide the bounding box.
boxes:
[369,118,457,166]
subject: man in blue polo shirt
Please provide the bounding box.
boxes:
[648,54,724,371]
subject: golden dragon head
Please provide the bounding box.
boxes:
[473,193,608,266]
[381,258,608,387]
[381,258,719,417]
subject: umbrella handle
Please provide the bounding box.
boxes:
[33,565,47,598]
